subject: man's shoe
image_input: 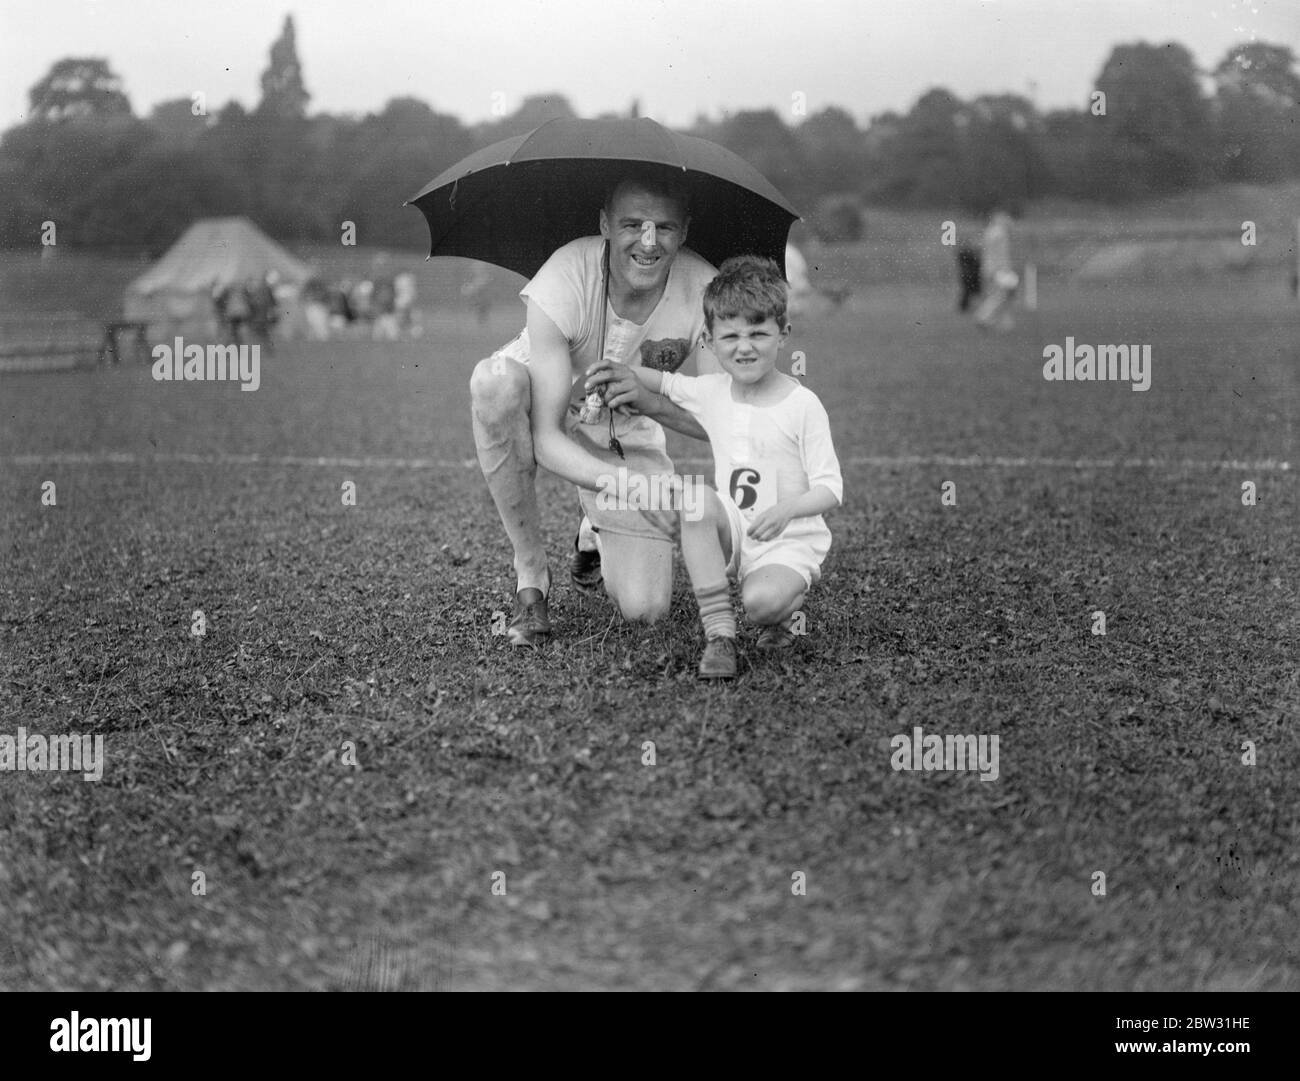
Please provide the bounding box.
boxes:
[756,622,797,651]
[507,572,552,647]
[698,635,737,680]
[570,533,602,592]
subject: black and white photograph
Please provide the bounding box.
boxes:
[0,0,1296,1035]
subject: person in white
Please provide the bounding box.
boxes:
[615,255,843,678]
[394,271,421,338]
[974,209,1018,331]
[784,241,814,319]
[469,170,719,645]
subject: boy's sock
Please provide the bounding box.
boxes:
[576,514,601,554]
[693,579,736,640]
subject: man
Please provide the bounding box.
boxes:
[956,242,982,312]
[468,170,719,645]
[974,210,1018,331]
[247,274,278,353]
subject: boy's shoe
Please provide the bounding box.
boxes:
[756,622,797,651]
[570,537,602,592]
[506,571,551,647]
[698,635,737,680]
[570,523,602,592]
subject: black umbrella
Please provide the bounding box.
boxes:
[406,117,800,278]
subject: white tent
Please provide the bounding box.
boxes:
[124,217,313,332]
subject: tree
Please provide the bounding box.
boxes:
[796,107,870,199]
[0,117,157,247]
[1093,42,1211,191]
[1213,42,1300,180]
[693,110,810,208]
[871,89,966,206]
[1038,109,1099,200]
[960,94,1046,213]
[75,146,251,252]
[257,15,310,120]
[339,98,475,248]
[1215,42,1300,105]
[472,93,577,145]
[28,58,131,122]
[149,97,211,142]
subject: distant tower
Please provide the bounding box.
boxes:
[629,98,640,119]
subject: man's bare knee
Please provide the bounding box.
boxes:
[470,355,530,424]
[608,581,671,624]
[619,597,671,624]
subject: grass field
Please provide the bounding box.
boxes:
[1,269,1298,991]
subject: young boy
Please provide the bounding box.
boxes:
[626,254,843,679]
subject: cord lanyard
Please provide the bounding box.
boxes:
[598,241,625,459]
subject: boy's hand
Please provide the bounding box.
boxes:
[585,361,647,414]
[747,505,795,543]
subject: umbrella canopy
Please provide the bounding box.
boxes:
[406,117,801,278]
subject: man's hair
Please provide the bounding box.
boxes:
[602,168,692,219]
[702,255,788,329]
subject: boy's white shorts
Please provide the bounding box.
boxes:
[720,495,831,591]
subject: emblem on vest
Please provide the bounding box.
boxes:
[640,337,692,372]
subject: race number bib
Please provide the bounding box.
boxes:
[728,465,775,518]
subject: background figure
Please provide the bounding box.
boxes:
[268,269,300,339]
[956,243,982,312]
[394,271,420,338]
[461,262,492,325]
[372,274,399,340]
[301,278,331,340]
[974,210,1017,330]
[784,241,814,320]
[784,240,851,318]
[221,281,251,344]
[328,280,354,334]
[211,283,230,340]
[349,279,374,335]
[247,274,278,352]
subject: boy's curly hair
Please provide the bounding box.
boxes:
[702,254,788,330]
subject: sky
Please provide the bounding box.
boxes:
[0,0,1295,130]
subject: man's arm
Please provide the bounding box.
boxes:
[526,299,618,492]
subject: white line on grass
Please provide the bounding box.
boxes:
[2,451,1291,471]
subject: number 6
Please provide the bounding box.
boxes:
[729,467,760,510]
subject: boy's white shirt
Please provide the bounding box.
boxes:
[658,370,843,538]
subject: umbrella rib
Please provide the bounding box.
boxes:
[659,123,688,172]
[512,118,560,164]
[417,165,511,258]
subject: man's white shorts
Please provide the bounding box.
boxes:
[719,495,831,591]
